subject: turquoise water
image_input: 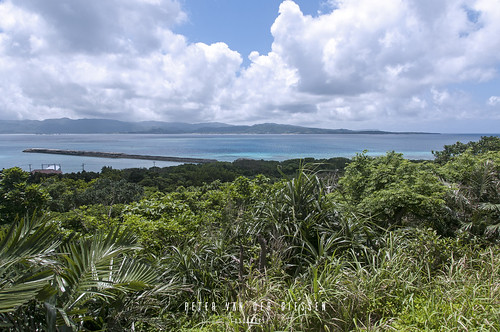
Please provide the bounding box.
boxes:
[0,133,495,173]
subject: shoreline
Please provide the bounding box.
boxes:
[23,148,217,164]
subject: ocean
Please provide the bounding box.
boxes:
[0,133,495,173]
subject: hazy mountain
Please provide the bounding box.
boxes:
[0,118,234,134]
[0,118,414,134]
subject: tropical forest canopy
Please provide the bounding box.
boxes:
[0,136,499,331]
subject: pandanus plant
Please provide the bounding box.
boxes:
[451,158,500,240]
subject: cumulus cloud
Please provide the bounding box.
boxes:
[0,0,241,122]
[0,0,499,131]
[210,0,500,129]
[260,0,500,124]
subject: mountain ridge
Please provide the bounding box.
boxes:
[0,118,431,134]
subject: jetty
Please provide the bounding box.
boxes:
[23,148,217,164]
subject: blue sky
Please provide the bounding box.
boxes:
[176,0,322,64]
[0,0,499,133]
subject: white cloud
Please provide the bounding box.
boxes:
[488,96,500,106]
[10,0,186,54]
[255,0,500,127]
[0,0,241,122]
[0,0,500,131]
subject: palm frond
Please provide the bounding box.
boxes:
[0,215,61,269]
[55,226,156,312]
[0,216,60,313]
[0,270,53,313]
[112,257,158,291]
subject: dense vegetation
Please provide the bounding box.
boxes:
[1,136,499,331]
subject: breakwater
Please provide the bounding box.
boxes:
[23,148,217,164]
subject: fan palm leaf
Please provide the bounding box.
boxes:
[54,227,156,313]
[0,215,61,270]
[0,215,60,313]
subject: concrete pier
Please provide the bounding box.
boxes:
[23,148,217,164]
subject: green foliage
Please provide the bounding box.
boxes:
[339,152,447,229]
[2,141,500,330]
[51,204,124,236]
[387,245,500,331]
[433,135,500,164]
[81,178,144,206]
[440,151,500,241]
[122,192,207,254]
[0,167,49,224]
[41,177,90,212]
[49,227,157,330]
[255,164,331,275]
[0,215,60,314]
[0,217,158,331]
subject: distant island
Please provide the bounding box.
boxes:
[0,118,431,135]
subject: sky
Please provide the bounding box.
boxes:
[0,0,500,133]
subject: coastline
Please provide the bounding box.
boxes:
[1,133,490,173]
